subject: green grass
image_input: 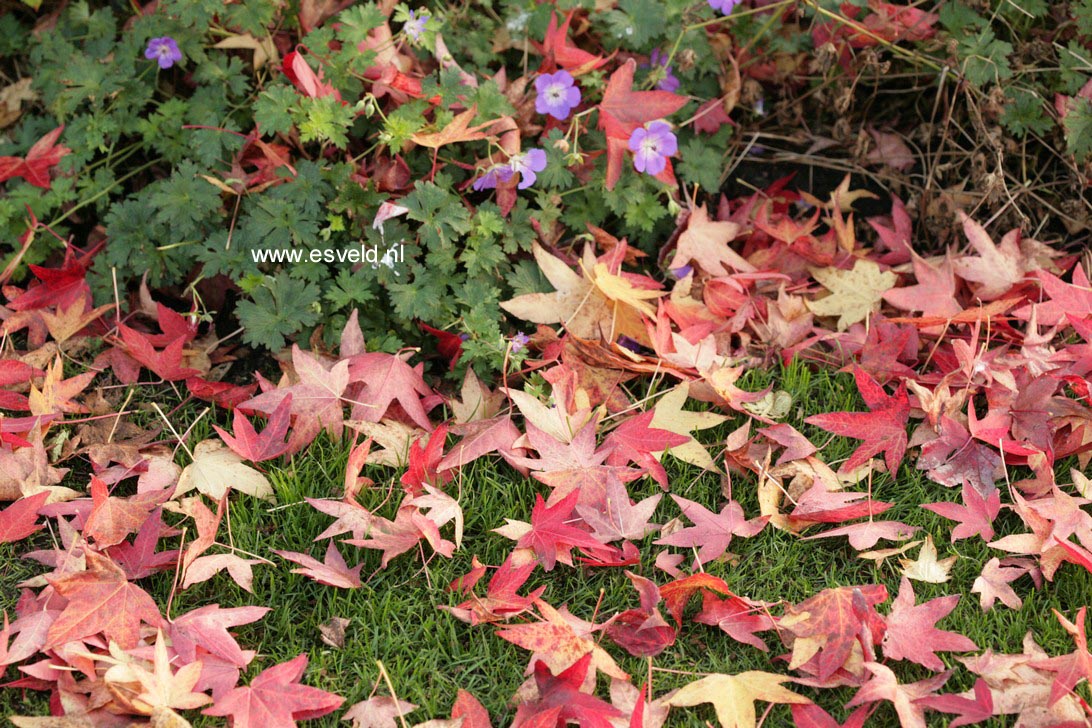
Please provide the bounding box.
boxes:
[2,360,1090,726]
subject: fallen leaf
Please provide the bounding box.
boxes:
[807,259,896,330]
[666,671,809,728]
[203,654,344,727]
[900,535,956,583]
[176,439,274,501]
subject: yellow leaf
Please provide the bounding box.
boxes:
[591,263,662,317]
[807,258,896,330]
[667,671,810,728]
[176,440,273,501]
[648,383,727,471]
[900,535,955,583]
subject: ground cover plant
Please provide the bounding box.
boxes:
[1,0,1092,726]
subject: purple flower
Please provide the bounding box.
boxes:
[144,37,182,69]
[511,331,530,353]
[534,70,581,121]
[472,165,513,191]
[708,0,739,14]
[649,49,680,93]
[628,121,677,176]
[473,149,547,190]
[509,149,547,189]
[670,264,693,279]
[405,10,429,41]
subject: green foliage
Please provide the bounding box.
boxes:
[1064,97,1092,161]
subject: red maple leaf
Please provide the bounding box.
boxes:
[83,475,171,548]
[922,480,1000,542]
[917,678,994,728]
[169,604,270,669]
[0,126,71,190]
[347,352,434,430]
[574,478,660,543]
[917,415,1002,494]
[517,490,606,571]
[654,495,767,565]
[45,550,164,650]
[7,244,96,312]
[117,322,201,381]
[694,590,777,652]
[202,653,344,727]
[881,577,977,671]
[418,321,465,370]
[788,484,894,528]
[274,542,362,589]
[215,394,292,462]
[791,703,874,728]
[0,491,48,544]
[782,584,888,682]
[659,572,735,625]
[105,509,180,580]
[533,10,609,75]
[401,423,451,495]
[242,346,350,452]
[1029,606,1092,706]
[512,654,622,728]
[187,377,259,409]
[805,365,910,474]
[597,60,688,190]
[602,410,688,487]
[444,553,546,625]
[604,572,676,658]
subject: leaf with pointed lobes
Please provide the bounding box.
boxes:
[187,376,258,410]
[846,663,951,728]
[443,552,546,625]
[601,410,689,487]
[655,495,767,566]
[84,475,171,548]
[275,542,362,589]
[401,423,451,496]
[117,322,202,381]
[917,679,994,728]
[881,577,977,671]
[598,60,687,190]
[605,572,676,658]
[534,10,610,74]
[45,550,164,650]
[922,480,1000,542]
[0,491,48,543]
[496,599,628,682]
[203,653,344,728]
[667,671,810,728]
[347,351,434,430]
[804,366,909,475]
[801,517,919,551]
[1029,606,1092,706]
[508,490,608,571]
[791,703,874,728]
[512,654,623,728]
[695,590,777,652]
[575,478,661,543]
[660,572,736,626]
[169,604,270,668]
[215,394,292,462]
[0,125,71,189]
[780,584,889,683]
[787,484,894,529]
